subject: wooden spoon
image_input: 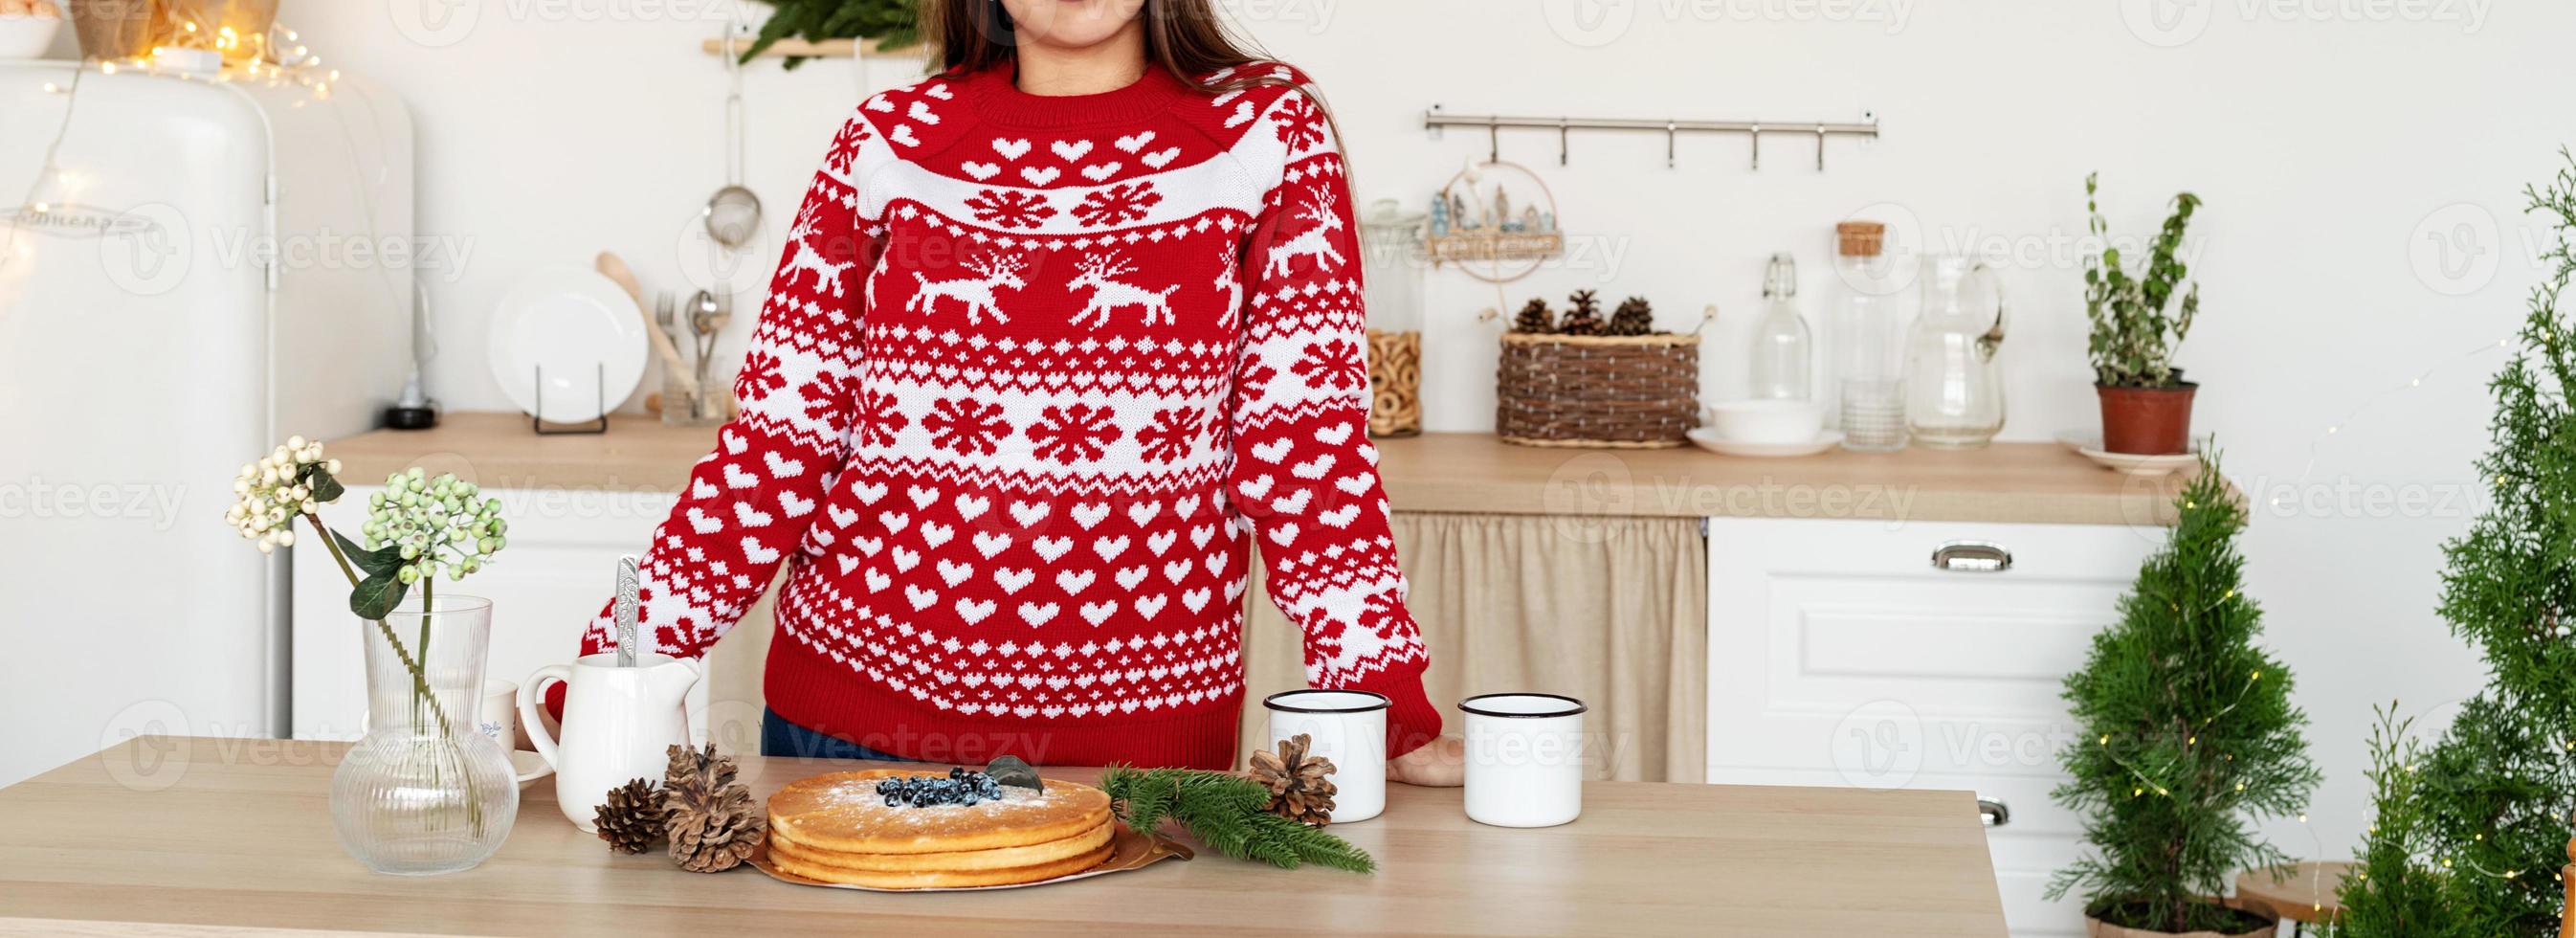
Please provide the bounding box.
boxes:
[595,252,699,399]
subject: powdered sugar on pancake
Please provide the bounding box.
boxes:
[767,770,1111,850]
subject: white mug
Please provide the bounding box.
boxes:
[479,679,552,786]
[1461,693,1587,828]
[1263,689,1388,823]
[519,653,705,832]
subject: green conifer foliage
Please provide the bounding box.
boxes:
[2050,455,2320,932]
[2333,152,2576,938]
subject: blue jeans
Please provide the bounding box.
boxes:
[760,707,922,761]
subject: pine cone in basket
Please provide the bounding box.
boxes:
[1510,297,1555,334]
[1248,733,1338,827]
[1558,289,1605,336]
[593,777,667,855]
[1609,296,1655,336]
[662,743,766,873]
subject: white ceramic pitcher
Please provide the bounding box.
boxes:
[518,653,705,832]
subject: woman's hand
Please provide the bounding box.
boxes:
[1387,735,1465,787]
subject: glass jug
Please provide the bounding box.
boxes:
[1902,256,2008,448]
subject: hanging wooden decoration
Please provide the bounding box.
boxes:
[1426,159,1563,285]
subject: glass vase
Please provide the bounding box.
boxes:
[332,594,519,875]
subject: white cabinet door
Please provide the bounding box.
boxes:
[1704,517,2163,938]
[291,485,677,740]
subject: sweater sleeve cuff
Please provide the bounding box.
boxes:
[1359,669,1444,760]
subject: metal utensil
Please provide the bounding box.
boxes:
[613,555,640,667]
[687,289,722,391]
[703,25,762,250]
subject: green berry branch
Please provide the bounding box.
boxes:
[225,441,512,746]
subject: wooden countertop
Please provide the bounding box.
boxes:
[0,737,2010,936]
[330,413,2187,526]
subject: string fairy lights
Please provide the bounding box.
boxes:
[2,15,341,277]
[2270,334,2517,511]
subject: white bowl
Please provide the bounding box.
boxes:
[0,13,62,59]
[1703,399,1824,444]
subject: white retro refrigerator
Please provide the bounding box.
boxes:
[0,62,414,786]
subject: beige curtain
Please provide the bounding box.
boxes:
[1237,512,1706,783]
[716,513,1708,783]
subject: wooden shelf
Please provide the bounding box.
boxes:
[699,36,925,60]
[326,415,2192,526]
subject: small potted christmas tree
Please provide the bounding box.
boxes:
[2048,452,2319,936]
[2332,150,2576,938]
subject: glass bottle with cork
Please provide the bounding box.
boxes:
[1830,221,1907,451]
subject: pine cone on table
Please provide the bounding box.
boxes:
[593,778,666,855]
[662,743,766,873]
[1248,733,1339,827]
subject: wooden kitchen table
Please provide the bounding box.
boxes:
[0,738,2010,936]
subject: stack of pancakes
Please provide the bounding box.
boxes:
[766,769,1117,889]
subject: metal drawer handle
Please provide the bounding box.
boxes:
[1978,798,2010,828]
[1932,541,2012,572]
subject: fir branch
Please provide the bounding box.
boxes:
[742,0,921,70]
[1099,765,1377,874]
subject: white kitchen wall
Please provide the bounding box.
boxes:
[283,0,2553,859]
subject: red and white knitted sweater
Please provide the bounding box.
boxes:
[574,62,1436,770]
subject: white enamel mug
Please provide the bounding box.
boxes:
[1263,689,1388,823]
[1461,693,1588,828]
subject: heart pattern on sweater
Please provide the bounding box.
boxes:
[582,76,1432,754]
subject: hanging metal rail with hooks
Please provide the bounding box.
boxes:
[1423,105,1881,170]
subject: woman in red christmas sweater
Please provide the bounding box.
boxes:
[565,0,1462,783]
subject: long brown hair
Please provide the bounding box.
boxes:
[921,0,1292,98]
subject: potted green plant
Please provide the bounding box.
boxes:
[2048,451,2319,937]
[2084,173,2203,455]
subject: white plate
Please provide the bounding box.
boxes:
[2057,436,2202,477]
[486,267,649,425]
[512,750,552,791]
[1688,428,1845,458]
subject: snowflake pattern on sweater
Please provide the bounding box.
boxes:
[576,63,1437,769]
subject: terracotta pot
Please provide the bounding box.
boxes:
[2085,898,2277,938]
[2097,381,2198,456]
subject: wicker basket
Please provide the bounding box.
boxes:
[1496,332,1700,448]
